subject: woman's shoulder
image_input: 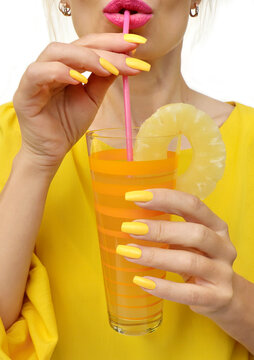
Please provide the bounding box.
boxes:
[0,101,19,132]
[233,101,254,120]
[222,101,254,136]
[0,101,16,116]
[190,90,254,127]
[209,98,254,128]
[0,101,21,144]
[0,102,21,191]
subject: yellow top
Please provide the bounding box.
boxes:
[0,101,254,360]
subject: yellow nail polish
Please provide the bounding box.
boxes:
[116,245,142,259]
[131,49,137,56]
[121,222,149,235]
[99,57,119,76]
[69,69,88,84]
[125,190,153,202]
[133,276,156,290]
[124,34,147,44]
[126,58,151,72]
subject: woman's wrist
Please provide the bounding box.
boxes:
[14,147,60,184]
[208,273,254,355]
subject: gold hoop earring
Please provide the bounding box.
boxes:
[59,2,72,16]
[190,3,199,17]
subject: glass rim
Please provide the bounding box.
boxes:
[86,128,178,140]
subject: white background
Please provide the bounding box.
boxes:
[1,0,254,107]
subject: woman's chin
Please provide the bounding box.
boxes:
[132,47,166,62]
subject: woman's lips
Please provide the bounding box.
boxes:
[103,0,153,29]
[103,0,153,14]
[104,13,152,30]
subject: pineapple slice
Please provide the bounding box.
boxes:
[133,103,226,199]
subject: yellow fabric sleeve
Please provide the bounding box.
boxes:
[0,103,58,359]
[0,254,58,360]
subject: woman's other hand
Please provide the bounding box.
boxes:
[118,188,237,318]
[118,189,254,354]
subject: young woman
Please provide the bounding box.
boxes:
[0,0,254,359]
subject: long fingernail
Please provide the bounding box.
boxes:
[133,276,156,290]
[99,57,119,76]
[121,222,149,235]
[69,69,88,84]
[116,245,142,259]
[126,58,151,72]
[125,190,153,202]
[124,34,147,44]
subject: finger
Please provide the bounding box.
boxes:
[72,32,140,53]
[37,41,140,76]
[125,244,225,284]
[15,61,82,102]
[129,220,234,262]
[136,276,214,307]
[132,189,228,235]
[87,48,144,76]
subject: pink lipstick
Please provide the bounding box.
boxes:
[103,0,153,30]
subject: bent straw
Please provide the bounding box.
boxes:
[123,10,133,161]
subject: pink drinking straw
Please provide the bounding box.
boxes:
[123,10,133,161]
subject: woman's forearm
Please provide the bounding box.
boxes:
[210,273,254,355]
[0,150,54,329]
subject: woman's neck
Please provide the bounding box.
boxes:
[92,41,194,128]
[91,41,234,130]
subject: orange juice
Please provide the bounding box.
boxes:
[87,140,178,335]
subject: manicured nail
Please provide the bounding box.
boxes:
[124,34,147,44]
[116,245,142,259]
[133,276,156,290]
[69,69,88,84]
[99,57,119,76]
[121,222,149,235]
[131,49,137,56]
[125,190,153,202]
[126,58,151,72]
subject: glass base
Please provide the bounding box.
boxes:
[109,313,162,336]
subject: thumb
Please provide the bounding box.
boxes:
[66,73,117,134]
[69,72,117,116]
[84,72,117,108]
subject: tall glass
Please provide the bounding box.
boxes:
[86,129,178,336]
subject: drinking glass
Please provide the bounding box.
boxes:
[86,128,178,335]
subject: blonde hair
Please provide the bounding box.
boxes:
[43,0,217,43]
[43,0,76,42]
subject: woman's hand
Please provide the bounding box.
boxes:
[118,188,254,354]
[13,33,145,174]
[118,188,237,317]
